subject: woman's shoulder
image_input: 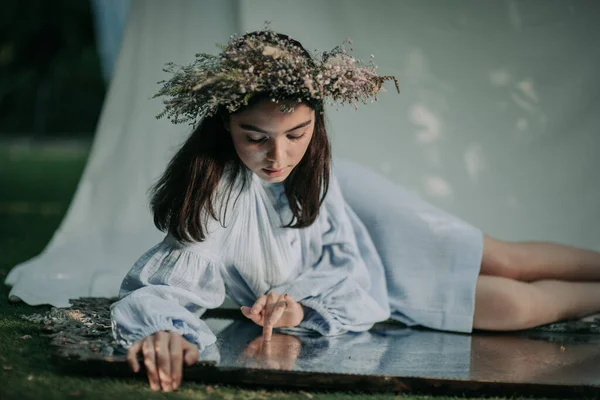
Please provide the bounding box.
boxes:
[170,166,254,245]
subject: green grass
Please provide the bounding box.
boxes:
[0,142,565,400]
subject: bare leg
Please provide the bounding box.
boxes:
[530,279,600,320]
[481,236,600,282]
[473,275,600,331]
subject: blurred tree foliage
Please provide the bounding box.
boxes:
[0,0,106,138]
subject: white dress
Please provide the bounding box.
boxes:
[111,160,483,350]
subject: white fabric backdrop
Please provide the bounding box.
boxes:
[90,0,131,82]
[6,0,600,307]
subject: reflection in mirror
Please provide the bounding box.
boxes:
[202,318,600,387]
[34,300,600,397]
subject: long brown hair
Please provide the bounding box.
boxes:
[150,32,331,243]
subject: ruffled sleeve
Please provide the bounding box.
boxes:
[110,237,226,351]
[269,168,391,336]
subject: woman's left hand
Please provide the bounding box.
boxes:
[241,292,304,341]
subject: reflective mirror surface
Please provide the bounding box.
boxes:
[201,318,600,386]
[45,300,600,397]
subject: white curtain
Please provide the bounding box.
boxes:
[89,0,131,83]
[6,0,600,307]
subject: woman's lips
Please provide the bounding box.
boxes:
[262,167,285,177]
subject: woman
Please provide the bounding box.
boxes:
[111,29,600,392]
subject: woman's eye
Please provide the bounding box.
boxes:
[288,132,306,141]
[247,136,267,144]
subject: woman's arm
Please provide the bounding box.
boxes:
[110,238,226,390]
[111,240,226,348]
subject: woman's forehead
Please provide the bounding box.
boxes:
[233,101,314,127]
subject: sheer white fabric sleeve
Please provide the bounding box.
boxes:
[110,238,226,350]
[111,172,243,350]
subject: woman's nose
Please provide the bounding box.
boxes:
[266,140,285,164]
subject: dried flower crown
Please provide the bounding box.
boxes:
[153,27,400,125]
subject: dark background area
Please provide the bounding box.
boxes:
[0,0,105,138]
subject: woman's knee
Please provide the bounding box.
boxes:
[472,275,537,331]
[480,236,524,281]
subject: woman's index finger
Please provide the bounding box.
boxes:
[267,295,287,326]
[263,323,274,341]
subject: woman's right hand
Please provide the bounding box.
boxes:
[126,331,199,392]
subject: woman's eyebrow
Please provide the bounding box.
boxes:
[239,120,312,134]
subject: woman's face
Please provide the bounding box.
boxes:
[228,100,315,183]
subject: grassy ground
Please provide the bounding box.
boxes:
[0,141,563,400]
